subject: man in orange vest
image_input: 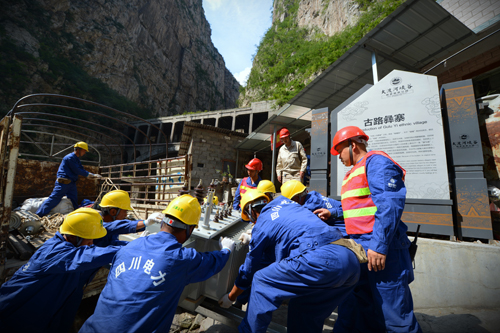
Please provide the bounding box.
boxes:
[232,158,262,211]
[331,126,421,333]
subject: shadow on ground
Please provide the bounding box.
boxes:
[416,311,499,333]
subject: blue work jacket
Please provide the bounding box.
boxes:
[80,231,231,333]
[351,154,410,255]
[81,219,146,286]
[0,232,120,333]
[233,176,261,211]
[57,152,89,182]
[235,196,343,290]
[94,219,144,247]
[303,191,346,236]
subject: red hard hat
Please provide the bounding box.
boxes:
[330,126,369,156]
[279,128,290,138]
[245,158,263,171]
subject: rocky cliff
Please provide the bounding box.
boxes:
[241,0,403,107]
[274,0,361,38]
[0,0,240,117]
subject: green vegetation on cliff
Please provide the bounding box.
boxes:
[242,0,405,106]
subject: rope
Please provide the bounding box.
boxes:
[40,213,65,232]
[94,178,140,220]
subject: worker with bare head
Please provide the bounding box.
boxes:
[331,126,421,332]
[94,189,162,247]
[0,208,121,333]
[233,157,263,211]
[220,189,360,333]
[276,127,308,183]
[36,141,102,217]
[80,194,235,332]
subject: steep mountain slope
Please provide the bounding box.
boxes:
[240,0,404,107]
[0,0,240,117]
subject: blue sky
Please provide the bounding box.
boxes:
[202,0,273,86]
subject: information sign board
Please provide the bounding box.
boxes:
[336,70,450,200]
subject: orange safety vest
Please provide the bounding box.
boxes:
[239,177,258,195]
[340,151,406,235]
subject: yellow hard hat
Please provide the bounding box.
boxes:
[281,180,306,200]
[162,194,201,226]
[241,189,269,222]
[204,195,219,206]
[100,190,133,210]
[257,180,276,194]
[60,208,106,239]
[74,141,89,152]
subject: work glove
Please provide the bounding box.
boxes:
[238,232,251,245]
[144,212,164,227]
[219,237,235,252]
[218,293,235,308]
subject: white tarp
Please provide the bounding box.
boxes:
[20,197,74,215]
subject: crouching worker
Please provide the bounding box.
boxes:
[95,189,162,247]
[80,194,235,333]
[219,190,363,333]
[0,208,120,333]
[238,180,276,246]
[281,179,347,237]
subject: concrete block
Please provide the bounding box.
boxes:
[461,10,473,22]
[471,2,489,16]
[410,238,500,309]
[447,2,461,13]
[490,0,500,10]
[481,10,495,21]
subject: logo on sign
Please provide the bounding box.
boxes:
[391,77,402,85]
[452,134,478,149]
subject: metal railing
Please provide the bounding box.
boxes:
[99,155,191,216]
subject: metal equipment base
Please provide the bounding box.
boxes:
[194,298,287,333]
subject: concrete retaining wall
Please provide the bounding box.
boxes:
[411,237,500,309]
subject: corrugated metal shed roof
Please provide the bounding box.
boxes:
[288,0,476,110]
[235,109,311,152]
[179,121,247,155]
[236,0,481,153]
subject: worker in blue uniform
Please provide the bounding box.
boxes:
[79,194,235,333]
[72,190,163,327]
[331,126,421,333]
[0,208,120,333]
[281,179,347,237]
[233,158,263,211]
[94,189,162,247]
[235,186,276,306]
[36,142,102,217]
[219,189,362,333]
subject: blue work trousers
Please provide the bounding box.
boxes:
[333,246,421,333]
[239,244,360,333]
[36,181,78,217]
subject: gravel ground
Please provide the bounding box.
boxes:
[73,296,500,333]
